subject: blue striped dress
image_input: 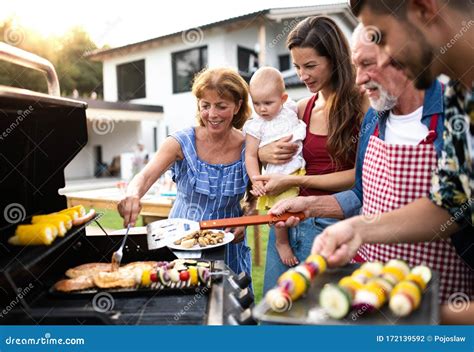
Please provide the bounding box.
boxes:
[169,127,252,280]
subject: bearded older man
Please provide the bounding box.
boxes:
[269,24,473,303]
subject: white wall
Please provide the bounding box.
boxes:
[287,86,312,102]
[265,19,299,68]
[64,144,94,179]
[64,120,143,179]
[101,13,355,146]
[89,120,142,163]
[102,25,262,141]
[140,119,161,154]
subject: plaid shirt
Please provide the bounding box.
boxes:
[430,80,473,227]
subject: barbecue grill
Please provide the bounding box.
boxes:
[0,43,255,325]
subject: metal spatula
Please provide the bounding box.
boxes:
[146,212,305,250]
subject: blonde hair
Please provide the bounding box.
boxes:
[249,66,286,96]
[192,67,252,130]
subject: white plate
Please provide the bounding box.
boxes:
[167,230,234,251]
[146,218,199,250]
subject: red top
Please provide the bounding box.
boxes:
[300,93,355,196]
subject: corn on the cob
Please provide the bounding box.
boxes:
[58,210,78,220]
[59,205,85,218]
[9,224,58,245]
[31,215,69,236]
[43,213,73,230]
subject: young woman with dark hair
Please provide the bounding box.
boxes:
[257,16,366,292]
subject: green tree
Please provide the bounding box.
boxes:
[0,17,53,93]
[55,26,103,97]
[0,18,102,97]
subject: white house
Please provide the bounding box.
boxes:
[64,98,164,179]
[69,4,357,180]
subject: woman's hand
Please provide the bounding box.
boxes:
[253,174,291,195]
[117,194,142,227]
[227,226,245,243]
[258,135,298,165]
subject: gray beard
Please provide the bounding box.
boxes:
[369,91,398,112]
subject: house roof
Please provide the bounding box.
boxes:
[86,10,268,61]
[79,98,163,113]
[86,3,356,61]
[72,97,164,122]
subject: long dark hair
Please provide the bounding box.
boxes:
[287,16,363,167]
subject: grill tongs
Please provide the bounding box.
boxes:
[158,212,306,237]
[198,212,305,230]
[145,212,306,250]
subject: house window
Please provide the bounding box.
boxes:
[237,46,259,82]
[279,54,291,71]
[117,59,146,101]
[172,46,208,94]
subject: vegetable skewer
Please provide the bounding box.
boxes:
[265,255,327,311]
[389,265,432,317]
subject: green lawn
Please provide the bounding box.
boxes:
[90,208,268,303]
[90,209,143,228]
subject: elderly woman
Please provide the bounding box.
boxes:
[118,67,253,278]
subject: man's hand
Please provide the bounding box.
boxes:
[269,196,314,227]
[311,218,363,267]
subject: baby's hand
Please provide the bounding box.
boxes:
[250,181,266,197]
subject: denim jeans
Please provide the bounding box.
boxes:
[263,217,338,294]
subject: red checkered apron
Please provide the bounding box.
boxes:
[357,113,474,303]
